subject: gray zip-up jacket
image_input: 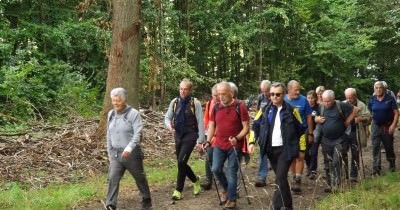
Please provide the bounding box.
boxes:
[107,106,142,156]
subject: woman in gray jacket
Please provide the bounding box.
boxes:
[106,87,152,210]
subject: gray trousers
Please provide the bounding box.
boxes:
[106,146,151,207]
[372,124,396,173]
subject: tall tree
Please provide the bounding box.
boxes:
[95,0,142,139]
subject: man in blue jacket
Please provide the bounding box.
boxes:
[248,82,303,210]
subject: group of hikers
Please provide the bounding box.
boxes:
[104,79,399,210]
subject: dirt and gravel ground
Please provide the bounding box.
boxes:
[1,109,399,210]
[77,127,400,210]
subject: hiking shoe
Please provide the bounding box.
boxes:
[193,177,201,195]
[172,190,183,200]
[372,170,380,176]
[200,179,212,190]
[219,192,228,204]
[141,198,152,210]
[324,186,332,193]
[309,171,317,180]
[350,177,358,183]
[291,176,301,193]
[254,179,267,187]
[106,205,116,210]
[223,200,236,209]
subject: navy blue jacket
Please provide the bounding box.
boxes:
[253,101,303,161]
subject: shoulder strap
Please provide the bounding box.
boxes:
[320,104,325,117]
[335,100,345,121]
[191,97,196,115]
[235,100,242,121]
[172,97,179,114]
[108,110,116,123]
[123,107,133,121]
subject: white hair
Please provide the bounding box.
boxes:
[229,82,238,97]
[110,87,128,101]
[322,89,335,99]
[344,88,357,96]
[260,80,271,89]
[374,81,385,89]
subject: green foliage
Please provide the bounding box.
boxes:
[0,59,100,120]
[0,179,101,210]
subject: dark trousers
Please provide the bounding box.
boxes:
[175,132,198,192]
[205,146,214,181]
[106,147,151,207]
[308,140,321,172]
[321,137,347,188]
[268,146,294,210]
[344,131,360,178]
[372,124,396,173]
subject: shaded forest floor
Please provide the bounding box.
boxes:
[1,109,400,210]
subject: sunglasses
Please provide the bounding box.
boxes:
[270,92,283,97]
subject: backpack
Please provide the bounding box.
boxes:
[172,97,198,127]
[320,100,351,135]
[108,107,132,124]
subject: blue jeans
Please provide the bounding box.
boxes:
[212,147,241,201]
[257,152,268,180]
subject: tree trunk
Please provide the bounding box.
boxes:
[94,0,142,140]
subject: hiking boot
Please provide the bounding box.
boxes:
[372,170,380,176]
[219,192,228,204]
[141,198,152,210]
[254,177,267,187]
[389,160,396,172]
[291,176,301,193]
[350,177,358,183]
[193,177,201,195]
[223,200,236,209]
[172,190,183,200]
[106,205,116,210]
[324,186,332,193]
[200,179,212,190]
[308,171,317,180]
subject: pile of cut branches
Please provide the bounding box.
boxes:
[0,109,175,189]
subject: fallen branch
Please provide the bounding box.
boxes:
[0,113,19,123]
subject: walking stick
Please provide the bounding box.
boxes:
[204,144,223,205]
[232,146,251,205]
[356,124,366,179]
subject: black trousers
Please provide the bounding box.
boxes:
[175,132,198,192]
[268,146,294,210]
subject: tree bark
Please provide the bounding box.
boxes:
[94,0,142,140]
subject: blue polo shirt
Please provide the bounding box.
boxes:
[368,94,398,126]
[284,94,312,128]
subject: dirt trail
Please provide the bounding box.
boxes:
[78,131,400,210]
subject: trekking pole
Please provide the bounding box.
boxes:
[212,173,223,205]
[356,124,366,179]
[232,146,251,205]
[204,144,223,205]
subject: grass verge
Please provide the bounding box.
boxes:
[0,157,205,210]
[316,172,400,209]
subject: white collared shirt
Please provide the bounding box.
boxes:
[271,106,283,146]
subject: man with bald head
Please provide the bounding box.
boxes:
[344,88,371,182]
[315,90,358,192]
[284,80,313,192]
[254,80,271,187]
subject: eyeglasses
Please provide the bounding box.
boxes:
[270,92,283,97]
